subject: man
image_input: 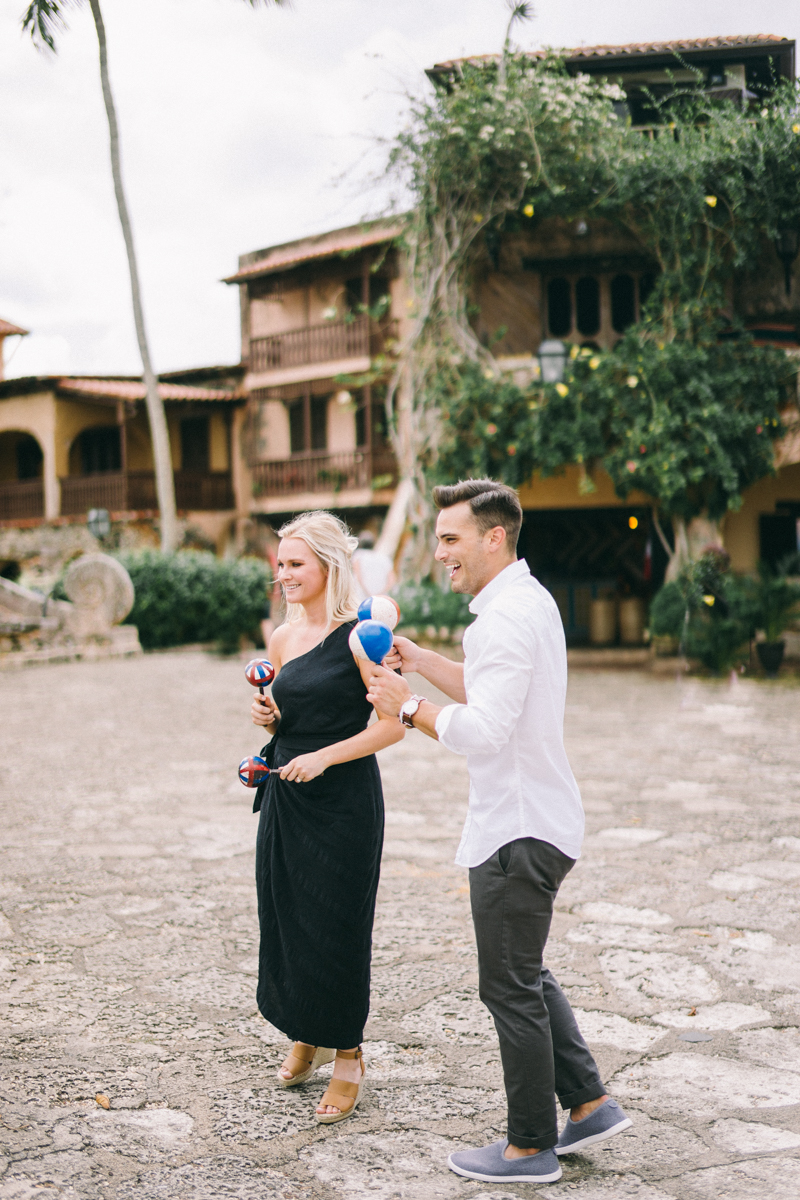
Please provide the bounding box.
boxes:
[367,479,632,1185]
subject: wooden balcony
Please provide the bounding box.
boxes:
[249,316,398,374]
[251,449,397,498]
[59,471,234,515]
[0,479,45,521]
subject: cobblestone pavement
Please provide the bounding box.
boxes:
[2,652,800,1199]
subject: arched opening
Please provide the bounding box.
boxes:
[0,430,45,519]
[68,426,121,476]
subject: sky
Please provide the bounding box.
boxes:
[2,0,800,379]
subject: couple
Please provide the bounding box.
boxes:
[250,480,631,1183]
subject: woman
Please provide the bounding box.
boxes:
[250,510,404,1123]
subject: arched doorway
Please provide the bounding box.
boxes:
[0,430,45,519]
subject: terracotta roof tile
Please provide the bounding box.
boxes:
[224,217,405,284]
[430,34,793,74]
[56,378,239,403]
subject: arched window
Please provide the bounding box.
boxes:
[77,426,121,474]
[547,278,572,337]
[576,276,600,336]
[611,274,636,332]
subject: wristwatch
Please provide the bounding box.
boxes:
[399,695,426,728]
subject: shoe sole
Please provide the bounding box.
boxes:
[555,1116,632,1156]
[447,1156,562,1183]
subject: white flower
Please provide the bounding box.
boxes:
[478,125,495,140]
[502,128,515,137]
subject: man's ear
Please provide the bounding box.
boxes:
[485,525,507,554]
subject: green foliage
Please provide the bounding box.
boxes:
[115,551,270,651]
[388,49,800,565]
[437,329,791,521]
[649,550,754,672]
[648,581,685,638]
[750,563,800,641]
[393,581,474,631]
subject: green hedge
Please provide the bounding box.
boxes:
[115,551,270,651]
[393,580,474,631]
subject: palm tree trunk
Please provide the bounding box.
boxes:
[88,0,178,552]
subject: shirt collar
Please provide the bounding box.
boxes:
[468,558,531,615]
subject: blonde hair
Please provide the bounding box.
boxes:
[277,510,359,626]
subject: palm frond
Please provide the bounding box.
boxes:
[20,0,78,53]
[507,1,534,26]
[240,0,290,8]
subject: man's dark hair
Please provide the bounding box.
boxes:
[432,479,522,551]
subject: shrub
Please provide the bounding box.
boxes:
[115,550,270,651]
[393,580,474,632]
[648,581,686,639]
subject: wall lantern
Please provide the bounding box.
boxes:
[87,508,111,539]
[774,228,800,297]
[538,339,568,384]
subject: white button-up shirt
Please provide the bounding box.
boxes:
[435,558,584,868]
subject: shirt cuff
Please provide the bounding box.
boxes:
[434,703,459,743]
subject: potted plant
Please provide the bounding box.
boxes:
[751,562,800,677]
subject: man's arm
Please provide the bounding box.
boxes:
[365,666,442,740]
[386,635,466,704]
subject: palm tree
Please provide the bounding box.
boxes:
[21,0,285,552]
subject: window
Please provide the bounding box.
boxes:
[611,274,636,332]
[346,275,390,313]
[547,278,572,337]
[180,417,209,472]
[288,394,328,453]
[545,271,658,344]
[78,426,121,474]
[16,435,43,480]
[576,276,600,336]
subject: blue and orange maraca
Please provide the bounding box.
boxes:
[238,657,276,788]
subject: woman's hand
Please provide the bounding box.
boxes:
[279,750,329,783]
[251,693,281,730]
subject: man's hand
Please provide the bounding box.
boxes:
[383,634,424,674]
[251,693,280,731]
[366,664,412,718]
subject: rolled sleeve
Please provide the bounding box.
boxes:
[437,610,534,757]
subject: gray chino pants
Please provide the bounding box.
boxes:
[469,836,605,1150]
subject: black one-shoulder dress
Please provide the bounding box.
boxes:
[253,621,384,1049]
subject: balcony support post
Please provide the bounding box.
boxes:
[116,400,128,510]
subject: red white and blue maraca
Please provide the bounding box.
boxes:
[238,755,271,787]
[244,657,275,692]
[357,594,400,630]
[349,618,394,664]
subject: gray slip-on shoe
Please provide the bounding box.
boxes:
[555,1097,632,1156]
[447,1140,562,1183]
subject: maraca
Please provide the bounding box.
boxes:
[349,619,394,664]
[245,657,275,695]
[238,755,271,787]
[357,594,401,630]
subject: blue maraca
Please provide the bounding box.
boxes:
[349,619,393,664]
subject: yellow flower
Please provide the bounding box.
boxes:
[483,368,495,379]
[794,124,800,134]
[702,594,715,607]
[569,344,579,359]
[704,195,717,208]
[523,203,534,217]
[473,212,484,223]
[626,375,639,388]
[589,356,601,370]
[555,383,569,397]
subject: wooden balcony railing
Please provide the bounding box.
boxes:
[0,479,45,521]
[59,471,234,515]
[249,316,398,374]
[251,449,397,498]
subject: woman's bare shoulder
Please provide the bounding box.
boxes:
[268,623,292,663]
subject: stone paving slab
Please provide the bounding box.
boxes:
[1,654,800,1198]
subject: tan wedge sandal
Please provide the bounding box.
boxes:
[315,1047,365,1124]
[277,1043,335,1088]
